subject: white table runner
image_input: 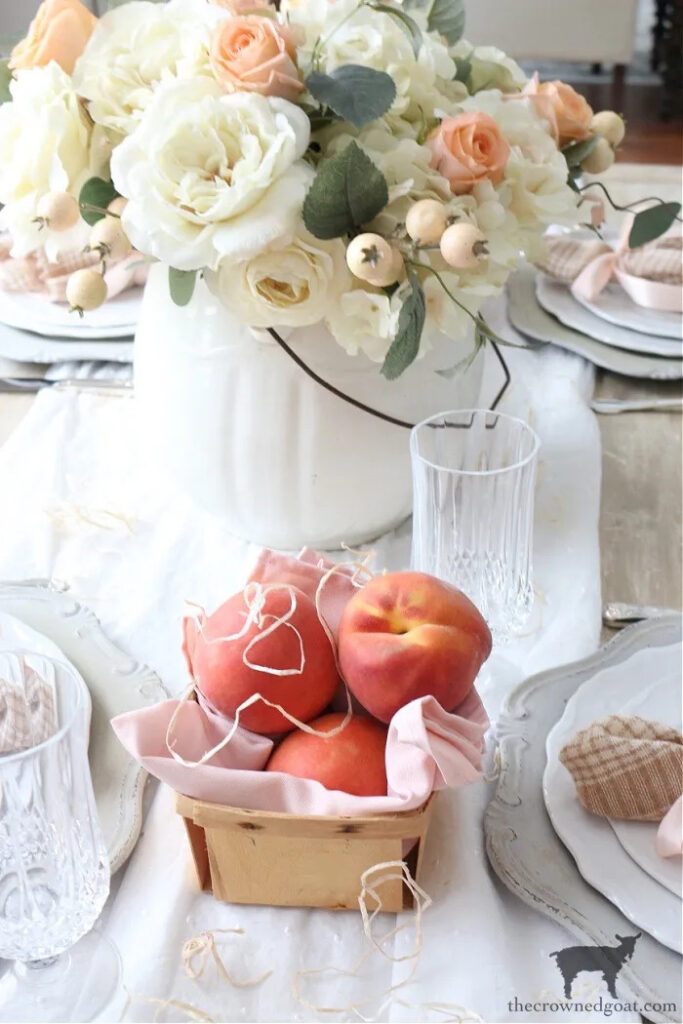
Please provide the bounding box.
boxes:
[0,296,627,1022]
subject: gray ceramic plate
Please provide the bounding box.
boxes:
[508,268,683,379]
[485,614,682,1023]
[0,580,167,872]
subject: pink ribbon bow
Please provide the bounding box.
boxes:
[571,215,683,313]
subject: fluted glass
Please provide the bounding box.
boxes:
[410,409,540,641]
[0,652,110,962]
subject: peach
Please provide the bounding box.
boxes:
[265,712,388,796]
[183,584,338,735]
[338,571,491,723]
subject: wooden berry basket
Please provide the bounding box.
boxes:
[175,792,435,912]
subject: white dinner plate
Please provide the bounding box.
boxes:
[0,286,141,339]
[544,642,683,953]
[609,675,683,898]
[572,281,682,340]
[0,320,133,364]
[507,269,683,380]
[536,275,683,356]
[0,585,168,873]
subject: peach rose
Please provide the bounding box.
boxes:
[212,0,275,12]
[10,0,97,76]
[522,74,593,144]
[209,16,304,102]
[427,113,510,196]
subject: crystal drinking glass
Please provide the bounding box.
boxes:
[0,651,121,1022]
[410,409,540,641]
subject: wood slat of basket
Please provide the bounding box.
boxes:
[176,794,433,838]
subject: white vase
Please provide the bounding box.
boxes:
[134,264,485,549]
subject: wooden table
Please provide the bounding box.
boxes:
[1,163,681,626]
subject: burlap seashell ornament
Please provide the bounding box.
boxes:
[559,715,683,822]
[535,237,612,284]
[620,235,683,285]
[0,663,58,754]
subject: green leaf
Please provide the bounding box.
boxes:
[453,55,472,85]
[168,267,197,306]
[0,60,12,105]
[303,141,389,239]
[427,0,465,44]
[629,202,682,249]
[366,2,422,58]
[306,66,396,129]
[381,273,426,380]
[561,135,600,169]
[79,177,118,225]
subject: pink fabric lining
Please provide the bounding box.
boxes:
[112,692,488,816]
[656,795,683,858]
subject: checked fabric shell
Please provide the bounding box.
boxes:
[560,714,683,822]
[0,660,58,754]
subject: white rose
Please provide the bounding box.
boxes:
[111,78,312,271]
[326,286,400,362]
[0,63,92,258]
[73,0,224,137]
[207,229,351,328]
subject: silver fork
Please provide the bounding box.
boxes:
[603,602,681,628]
[0,377,132,394]
[591,396,683,414]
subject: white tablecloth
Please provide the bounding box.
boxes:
[0,294,628,1023]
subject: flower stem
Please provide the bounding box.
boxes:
[310,2,362,69]
[406,258,525,349]
[79,202,119,219]
[576,181,683,223]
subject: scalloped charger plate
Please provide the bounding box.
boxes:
[0,581,167,873]
[536,275,683,354]
[485,615,682,1023]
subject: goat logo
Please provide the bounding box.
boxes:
[550,933,641,999]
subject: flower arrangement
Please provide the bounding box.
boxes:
[0,0,676,378]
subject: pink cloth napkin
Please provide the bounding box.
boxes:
[0,238,148,302]
[116,547,489,816]
[112,692,488,816]
[656,795,683,858]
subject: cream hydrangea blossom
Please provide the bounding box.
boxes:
[459,90,577,228]
[73,0,225,137]
[284,0,464,134]
[207,228,351,327]
[0,62,92,258]
[326,286,401,362]
[321,124,454,233]
[111,78,312,271]
[450,40,526,94]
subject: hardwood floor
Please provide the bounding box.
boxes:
[569,80,683,165]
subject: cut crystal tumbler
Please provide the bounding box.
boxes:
[0,651,120,1022]
[410,410,540,641]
